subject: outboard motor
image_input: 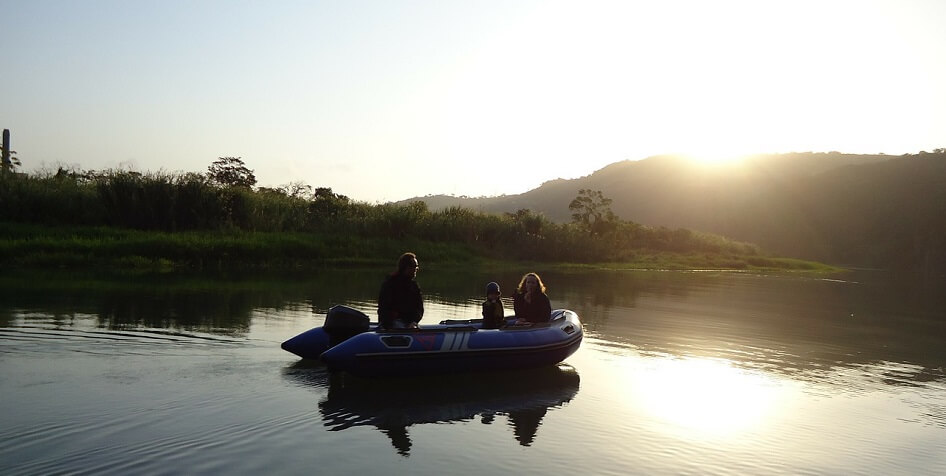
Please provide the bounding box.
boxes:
[323,305,370,347]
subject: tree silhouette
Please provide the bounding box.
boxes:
[207,157,256,188]
[568,189,617,236]
[0,146,21,172]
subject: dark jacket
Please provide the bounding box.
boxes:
[481,298,505,329]
[513,291,551,323]
[377,273,424,328]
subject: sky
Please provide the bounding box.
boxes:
[3,0,945,203]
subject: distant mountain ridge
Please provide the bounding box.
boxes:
[397,152,946,270]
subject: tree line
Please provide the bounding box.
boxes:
[0,158,771,266]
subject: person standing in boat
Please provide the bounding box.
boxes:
[481,281,505,329]
[377,252,424,329]
[513,272,552,325]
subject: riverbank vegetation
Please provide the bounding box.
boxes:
[0,160,835,272]
[410,151,946,272]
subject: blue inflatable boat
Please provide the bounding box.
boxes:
[281,305,583,377]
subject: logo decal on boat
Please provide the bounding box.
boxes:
[415,334,437,350]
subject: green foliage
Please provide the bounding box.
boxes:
[413,151,946,271]
[506,208,549,238]
[0,162,782,270]
[207,157,257,188]
[0,145,21,172]
[0,167,103,224]
[307,187,353,227]
[569,189,618,236]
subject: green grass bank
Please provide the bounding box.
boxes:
[0,168,839,273]
[0,222,837,274]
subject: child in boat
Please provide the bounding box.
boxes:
[481,281,505,329]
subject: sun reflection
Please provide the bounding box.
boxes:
[629,356,788,440]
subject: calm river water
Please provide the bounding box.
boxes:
[1,267,944,475]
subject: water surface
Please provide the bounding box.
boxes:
[1,268,944,474]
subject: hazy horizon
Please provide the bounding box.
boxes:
[4,0,945,203]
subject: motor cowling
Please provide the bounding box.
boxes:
[323,305,370,347]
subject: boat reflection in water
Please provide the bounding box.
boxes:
[287,364,580,456]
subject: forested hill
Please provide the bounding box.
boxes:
[399,151,946,270]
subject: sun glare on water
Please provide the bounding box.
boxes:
[628,356,792,440]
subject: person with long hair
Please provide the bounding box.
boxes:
[513,272,551,325]
[377,252,424,329]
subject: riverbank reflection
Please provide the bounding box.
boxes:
[284,364,580,456]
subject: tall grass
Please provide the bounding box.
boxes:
[0,168,767,268]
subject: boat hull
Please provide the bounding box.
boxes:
[282,309,583,377]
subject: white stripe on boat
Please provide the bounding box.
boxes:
[441,332,456,351]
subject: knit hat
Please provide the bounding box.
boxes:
[485,282,500,294]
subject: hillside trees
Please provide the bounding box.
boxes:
[569,189,618,236]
